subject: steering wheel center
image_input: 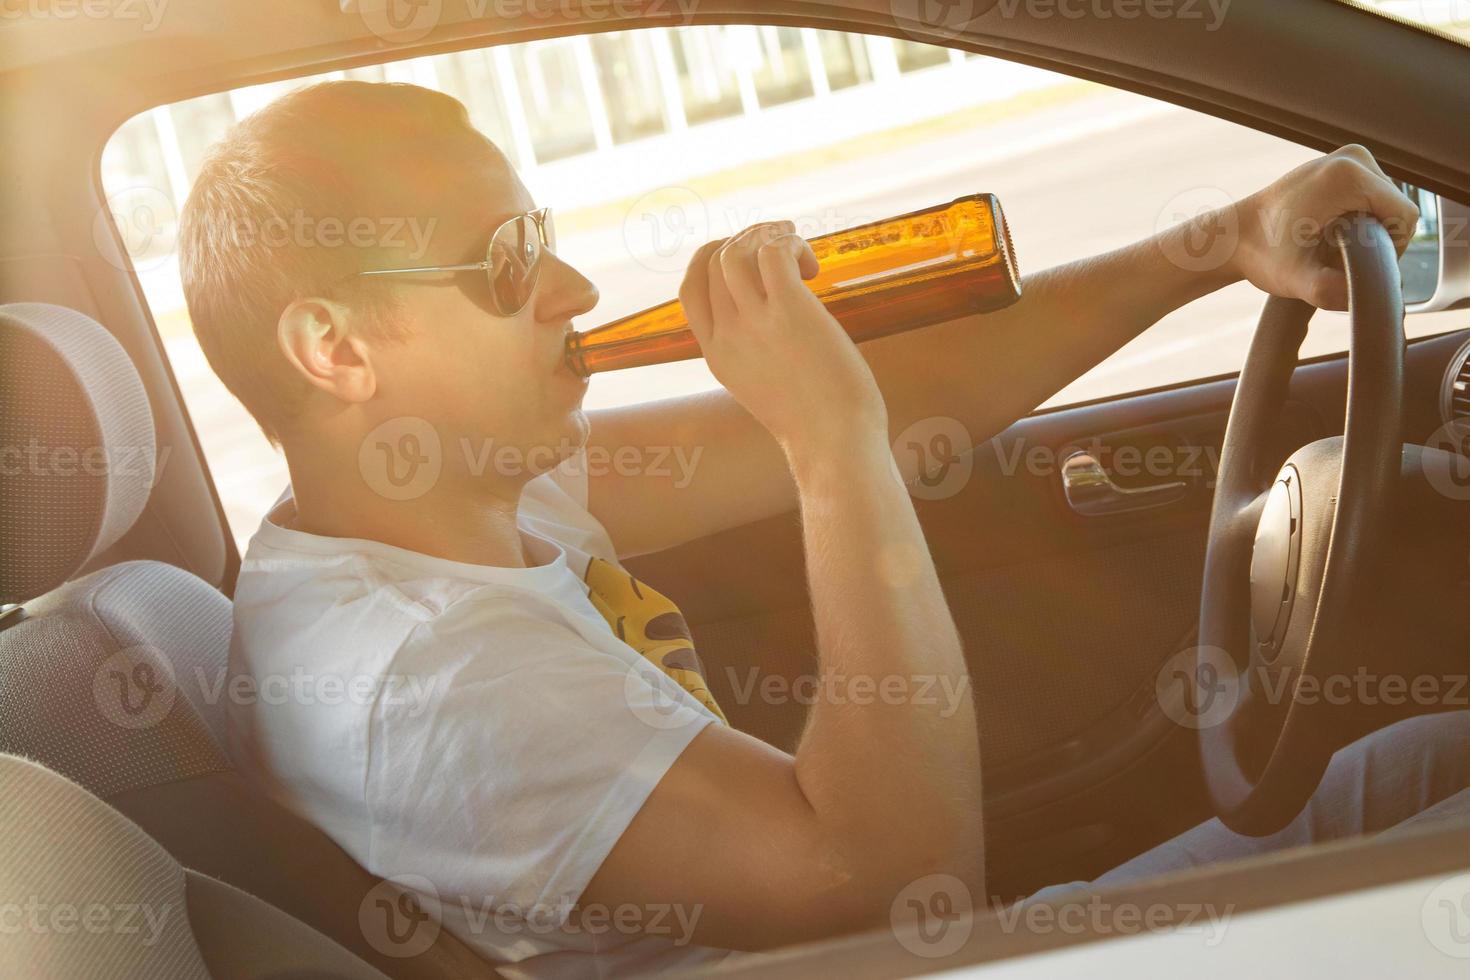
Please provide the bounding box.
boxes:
[1249,465,1303,657]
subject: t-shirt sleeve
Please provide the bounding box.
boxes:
[361,593,714,922]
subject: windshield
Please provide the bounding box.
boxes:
[1352,0,1470,37]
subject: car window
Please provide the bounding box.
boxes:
[100,26,1470,547]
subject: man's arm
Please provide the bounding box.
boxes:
[585,145,1419,558]
[586,232,1231,557]
[579,225,979,950]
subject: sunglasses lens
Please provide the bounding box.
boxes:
[487,214,542,315]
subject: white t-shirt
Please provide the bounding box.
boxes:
[227,455,730,978]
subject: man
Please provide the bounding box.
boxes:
[182,80,1470,977]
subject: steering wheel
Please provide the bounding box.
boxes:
[1196,213,1405,836]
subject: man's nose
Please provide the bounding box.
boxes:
[536,252,599,324]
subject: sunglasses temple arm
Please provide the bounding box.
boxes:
[357,262,489,278]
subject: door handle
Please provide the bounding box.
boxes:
[1060,450,1187,516]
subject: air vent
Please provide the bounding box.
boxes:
[1441,337,1470,434]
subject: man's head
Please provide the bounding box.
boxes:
[179,80,598,498]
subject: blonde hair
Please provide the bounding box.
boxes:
[179,80,499,444]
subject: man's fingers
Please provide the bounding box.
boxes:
[717,224,776,315]
[683,221,811,350]
[756,233,818,301]
[680,239,725,346]
[719,221,795,316]
[1351,170,1420,257]
[1337,144,1390,183]
[1305,265,1349,312]
[1328,153,1420,256]
[704,236,738,327]
[795,238,820,281]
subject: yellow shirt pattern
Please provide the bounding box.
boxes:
[583,557,728,725]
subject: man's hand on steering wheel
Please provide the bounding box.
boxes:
[1225,144,1420,311]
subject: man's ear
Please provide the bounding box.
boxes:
[277,297,377,404]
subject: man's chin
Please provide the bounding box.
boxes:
[522,413,590,479]
[566,408,591,452]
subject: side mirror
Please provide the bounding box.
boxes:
[1394,182,1470,312]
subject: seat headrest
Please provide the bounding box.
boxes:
[0,303,156,605]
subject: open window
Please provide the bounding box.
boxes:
[100,24,1470,545]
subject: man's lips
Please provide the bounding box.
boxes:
[555,328,573,373]
[556,328,587,382]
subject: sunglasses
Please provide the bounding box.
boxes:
[354,207,555,317]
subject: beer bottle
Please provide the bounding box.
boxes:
[565,193,1022,376]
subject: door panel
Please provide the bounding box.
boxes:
[626,325,1470,900]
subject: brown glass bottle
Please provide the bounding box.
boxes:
[564,193,1022,376]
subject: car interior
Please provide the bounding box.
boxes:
[4,1,1470,976]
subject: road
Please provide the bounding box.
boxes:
[162,89,1464,544]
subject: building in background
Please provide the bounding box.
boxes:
[103,26,971,216]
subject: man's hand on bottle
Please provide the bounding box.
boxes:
[679,220,889,463]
